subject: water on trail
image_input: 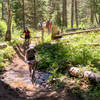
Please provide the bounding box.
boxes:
[1,55,53,97]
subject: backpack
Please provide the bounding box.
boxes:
[26,48,36,60]
[38,22,43,30]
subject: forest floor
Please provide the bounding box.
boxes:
[0,45,85,100]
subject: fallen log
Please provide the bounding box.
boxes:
[65,43,100,46]
[66,28,82,32]
[68,67,100,83]
[32,36,40,39]
[55,28,100,38]
[0,43,7,49]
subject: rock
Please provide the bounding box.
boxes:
[84,71,93,78]
[69,67,82,77]
[0,43,7,49]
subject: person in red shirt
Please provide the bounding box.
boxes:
[23,27,30,41]
[46,18,52,35]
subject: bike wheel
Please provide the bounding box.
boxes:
[31,61,37,84]
[31,70,36,83]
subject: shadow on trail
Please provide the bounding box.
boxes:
[0,78,83,100]
[13,45,25,62]
[28,86,84,100]
[16,44,25,56]
[0,79,26,100]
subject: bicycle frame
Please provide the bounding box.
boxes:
[24,39,29,52]
[28,60,37,83]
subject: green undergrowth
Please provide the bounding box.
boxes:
[36,42,100,73]
[84,84,100,100]
[0,21,7,41]
[61,32,100,44]
[35,39,100,100]
[36,43,69,74]
[0,45,15,72]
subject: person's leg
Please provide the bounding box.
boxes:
[32,61,37,83]
[47,27,50,35]
[29,64,32,77]
[24,38,27,54]
[28,36,31,45]
[41,30,44,42]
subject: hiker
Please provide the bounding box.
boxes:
[38,21,44,42]
[46,18,52,35]
[42,20,47,32]
[25,44,40,83]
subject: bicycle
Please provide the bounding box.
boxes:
[26,59,39,84]
[20,34,30,53]
[24,39,29,51]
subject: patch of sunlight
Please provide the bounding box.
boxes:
[17,73,23,78]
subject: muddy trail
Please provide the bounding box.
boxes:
[0,46,83,100]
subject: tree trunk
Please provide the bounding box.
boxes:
[56,3,62,26]
[54,28,100,38]
[62,0,67,27]
[22,0,25,29]
[75,0,78,28]
[2,2,4,20]
[5,0,12,41]
[99,15,100,25]
[33,0,37,29]
[90,7,94,24]
[95,13,99,25]
[49,0,53,17]
[71,0,74,28]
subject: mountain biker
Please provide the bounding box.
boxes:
[22,27,31,43]
[25,44,40,84]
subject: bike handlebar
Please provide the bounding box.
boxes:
[20,34,24,39]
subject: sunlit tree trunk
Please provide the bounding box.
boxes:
[95,13,99,25]
[5,0,12,41]
[99,15,100,25]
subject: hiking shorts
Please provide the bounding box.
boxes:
[25,35,30,40]
[27,60,36,67]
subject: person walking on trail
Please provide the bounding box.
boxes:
[46,18,52,35]
[21,27,31,43]
[38,22,44,42]
[25,44,40,84]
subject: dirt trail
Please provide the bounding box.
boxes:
[0,46,83,100]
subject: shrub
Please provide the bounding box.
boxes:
[36,43,72,74]
[36,42,99,74]
[70,45,94,65]
[0,21,7,39]
[3,46,15,61]
[0,45,15,72]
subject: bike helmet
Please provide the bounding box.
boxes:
[25,26,28,30]
[29,44,34,49]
